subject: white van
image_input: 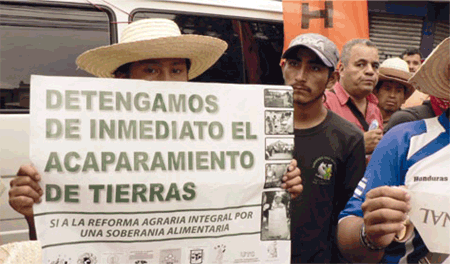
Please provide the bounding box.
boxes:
[0,0,285,244]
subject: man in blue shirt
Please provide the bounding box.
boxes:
[336,37,449,263]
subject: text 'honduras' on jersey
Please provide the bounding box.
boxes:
[339,111,449,264]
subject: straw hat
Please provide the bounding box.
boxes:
[409,37,449,100]
[378,57,414,100]
[76,18,228,80]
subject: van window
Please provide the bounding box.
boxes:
[132,12,284,85]
[0,3,114,113]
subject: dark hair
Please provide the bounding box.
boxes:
[400,48,422,59]
[327,67,334,79]
[374,80,407,95]
[113,59,191,78]
[341,39,378,66]
[113,62,132,78]
[373,80,383,93]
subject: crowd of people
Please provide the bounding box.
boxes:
[4,18,449,263]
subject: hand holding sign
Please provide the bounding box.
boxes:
[9,164,43,218]
[361,186,411,249]
[281,159,302,199]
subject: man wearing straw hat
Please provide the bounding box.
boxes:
[8,18,303,240]
[336,37,449,263]
[372,57,414,127]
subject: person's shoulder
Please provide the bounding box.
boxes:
[385,102,435,132]
[324,89,339,100]
[383,118,428,146]
[383,110,417,132]
[324,89,340,108]
[394,103,434,121]
[393,108,419,120]
[327,111,363,138]
[325,111,364,150]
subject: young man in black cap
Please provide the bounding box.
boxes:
[280,33,366,263]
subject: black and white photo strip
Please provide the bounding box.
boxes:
[265,110,294,135]
[262,88,293,241]
[265,138,294,160]
[261,190,290,241]
[264,89,293,108]
[264,163,290,189]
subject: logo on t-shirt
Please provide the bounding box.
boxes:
[312,156,336,185]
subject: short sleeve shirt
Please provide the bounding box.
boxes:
[291,110,365,263]
[339,111,450,263]
[324,82,383,131]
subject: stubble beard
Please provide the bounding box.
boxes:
[294,91,325,107]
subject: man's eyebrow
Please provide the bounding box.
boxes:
[354,58,379,65]
[171,61,185,66]
[354,59,368,64]
[288,57,326,67]
[144,61,162,66]
[309,58,326,66]
[286,58,301,62]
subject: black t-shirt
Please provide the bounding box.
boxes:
[291,110,365,263]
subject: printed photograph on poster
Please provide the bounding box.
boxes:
[265,110,293,135]
[264,89,293,108]
[261,191,290,241]
[265,138,294,160]
[264,163,290,188]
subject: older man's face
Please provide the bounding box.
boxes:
[339,44,379,99]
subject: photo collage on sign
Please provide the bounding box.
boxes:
[261,88,294,241]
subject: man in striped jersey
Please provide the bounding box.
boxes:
[336,38,449,263]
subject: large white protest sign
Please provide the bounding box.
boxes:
[31,75,294,264]
[408,190,450,255]
[406,144,450,256]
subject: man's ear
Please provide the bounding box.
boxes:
[326,71,339,90]
[337,61,344,74]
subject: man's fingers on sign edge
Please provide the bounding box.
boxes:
[364,209,407,225]
[287,159,297,171]
[10,176,43,194]
[17,164,41,181]
[366,186,409,201]
[283,176,302,189]
[9,195,35,210]
[362,196,410,213]
[284,159,300,177]
[288,185,303,196]
[9,185,42,202]
[284,167,300,180]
